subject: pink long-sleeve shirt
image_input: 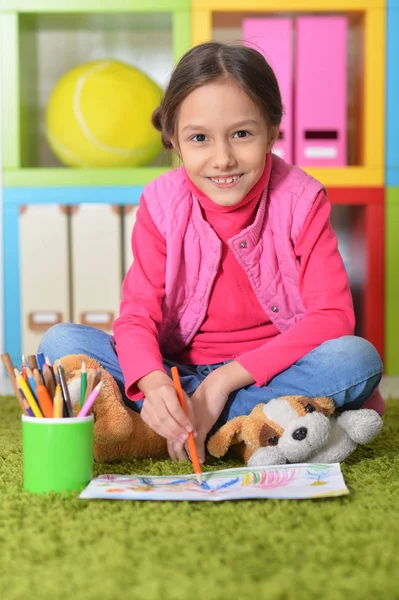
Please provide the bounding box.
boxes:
[114,167,355,402]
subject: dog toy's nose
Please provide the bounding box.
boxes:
[292,427,308,441]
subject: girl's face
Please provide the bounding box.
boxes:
[174,78,278,207]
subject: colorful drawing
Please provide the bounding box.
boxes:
[80,463,349,502]
[306,466,331,486]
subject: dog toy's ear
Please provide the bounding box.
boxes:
[207,404,284,464]
[310,396,336,416]
[290,395,335,417]
[207,416,245,458]
[241,405,283,448]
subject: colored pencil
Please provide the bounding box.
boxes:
[36,385,54,418]
[36,352,46,373]
[80,360,87,409]
[94,370,102,388]
[42,364,55,400]
[25,366,38,400]
[53,362,70,417]
[78,381,103,417]
[1,353,28,415]
[53,384,63,418]
[26,355,38,370]
[56,360,74,418]
[84,369,97,402]
[18,388,34,416]
[45,356,55,378]
[171,366,202,485]
[53,362,68,416]
[33,367,53,418]
[21,357,28,383]
[14,368,43,418]
[33,367,43,387]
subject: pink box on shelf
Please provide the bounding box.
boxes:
[243,18,293,164]
[295,16,348,167]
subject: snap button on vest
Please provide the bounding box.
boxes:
[239,241,247,249]
[192,302,201,314]
[271,305,279,313]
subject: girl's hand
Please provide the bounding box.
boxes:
[189,372,230,464]
[190,361,255,463]
[166,395,197,463]
[138,370,195,442]
[167,439,189,462]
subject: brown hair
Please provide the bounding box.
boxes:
[152,42,283,150]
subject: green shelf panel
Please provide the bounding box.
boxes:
[3,167,173,187]
[1,14,20,168]
[19,12,177,31]
[385,189,399,375]
[386,181,399,203]
[0,1,189,12]
[173,10,191,61]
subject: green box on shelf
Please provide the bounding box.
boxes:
[0,1,190,185]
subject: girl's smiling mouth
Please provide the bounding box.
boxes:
[208,174,244,188]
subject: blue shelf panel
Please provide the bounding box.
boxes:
[386,5,399,177]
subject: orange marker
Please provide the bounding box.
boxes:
[171,366,202,485]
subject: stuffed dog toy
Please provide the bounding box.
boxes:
[61,354,382,464]
[208,395,332,462]
[246,396,383,466]
[207,395,335,462]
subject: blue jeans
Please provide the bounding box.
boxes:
[38,324,383,433]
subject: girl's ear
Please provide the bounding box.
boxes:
[267,126,280,153]
[169,135,181,157]
[169,135,182,165]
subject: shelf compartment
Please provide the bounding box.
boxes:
[192,1,385,187]
[0,3,190,176]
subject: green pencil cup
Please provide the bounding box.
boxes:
[22,415,94,494]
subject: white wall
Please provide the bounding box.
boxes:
[0,64,12,395]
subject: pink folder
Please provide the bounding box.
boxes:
[243,18,293,164]
[295,16,348,167]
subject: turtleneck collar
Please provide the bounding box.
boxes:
[184,152,272,214]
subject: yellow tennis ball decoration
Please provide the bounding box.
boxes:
[45,59,163,168]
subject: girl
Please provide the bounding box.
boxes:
[39,42,384,464]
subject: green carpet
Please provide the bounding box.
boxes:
[0,396,398,600]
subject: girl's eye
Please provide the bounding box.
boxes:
[234,130,251,138]
[191,134,207,143]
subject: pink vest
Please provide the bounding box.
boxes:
[144,154,324,356]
